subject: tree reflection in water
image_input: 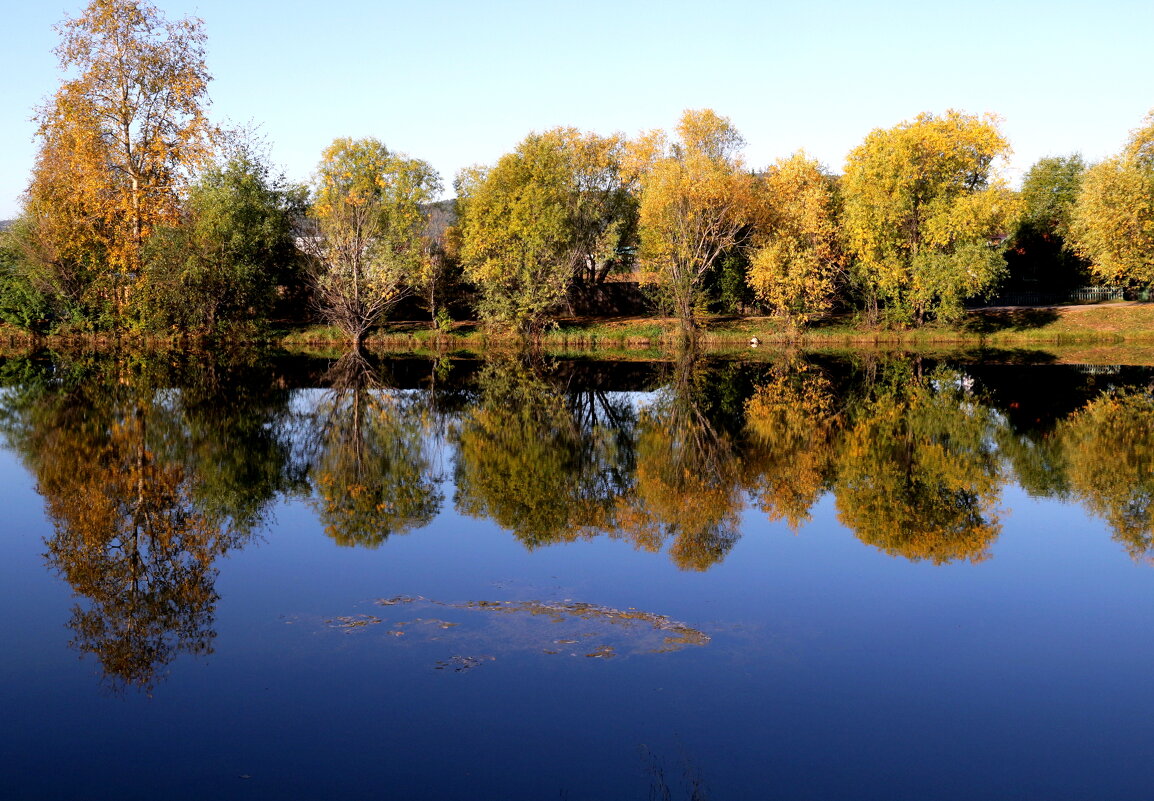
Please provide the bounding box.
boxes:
[743,359,842,531]
[2,365,231,691]
[3,350,1154,690]
[828,363,1004,563]
[306,350,443,548]
[1059,387,1154,560]
[452,355,622,547]
[617,353,743,571]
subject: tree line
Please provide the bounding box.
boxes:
[2,0,1152,344]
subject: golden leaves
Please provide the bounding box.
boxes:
[747,152,844,325]
[1068,113,1154,287]
[28,0,216,313]
[842,110,1020,323]
[632,109,759,330]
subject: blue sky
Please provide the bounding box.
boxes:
[2,0,1152,219]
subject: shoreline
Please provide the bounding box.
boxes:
[2,302,1152,361]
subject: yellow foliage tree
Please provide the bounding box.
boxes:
[26,0,216,320]
[842,111,1020,324]
[630,109,759,336]
[1069,112,1154,290]
[747,153,845,326]
[306,137,440,347]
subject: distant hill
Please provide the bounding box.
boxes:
[0,220,13,232]
[423,198,457,240]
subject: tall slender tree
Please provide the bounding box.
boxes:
[25,0,216,323]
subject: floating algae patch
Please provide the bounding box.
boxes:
[326,614,383,631]
[322,596,710,663]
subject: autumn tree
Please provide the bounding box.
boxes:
[747,152,846,326]
[305,137,440,347]
[1069,113,1154,292]
[24,0,216,323]
[842,111,1021,324]
[456,128,637,334]
[630,109,758,335]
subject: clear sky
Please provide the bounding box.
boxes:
[2,0,1152,219]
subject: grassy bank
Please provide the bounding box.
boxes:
[3,302,1153,358]
[348,301,1154,354]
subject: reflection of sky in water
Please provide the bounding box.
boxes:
[2,358,1154,800]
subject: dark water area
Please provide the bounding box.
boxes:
[2,348,1154,800]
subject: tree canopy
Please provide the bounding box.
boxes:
[630,109,759,334]
[842,111,1021,323]
[1069,113,1154,290]
[747,152,845,325]
[456,128,636,333]
[305,137,440,346]
[26,0,216,322]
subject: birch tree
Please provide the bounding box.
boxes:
[26,0,216,320]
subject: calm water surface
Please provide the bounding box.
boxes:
[2,350,1154,800]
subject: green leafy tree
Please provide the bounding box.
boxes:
[0,221,58,333]
[137,142,306,332]
[457,128,636,334]
[842,111,1021,324]
[1004,155,1089,292]
[305,137,440,347]
[1069,113,1154,292]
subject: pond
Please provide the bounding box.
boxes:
[2,349,1154,800]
